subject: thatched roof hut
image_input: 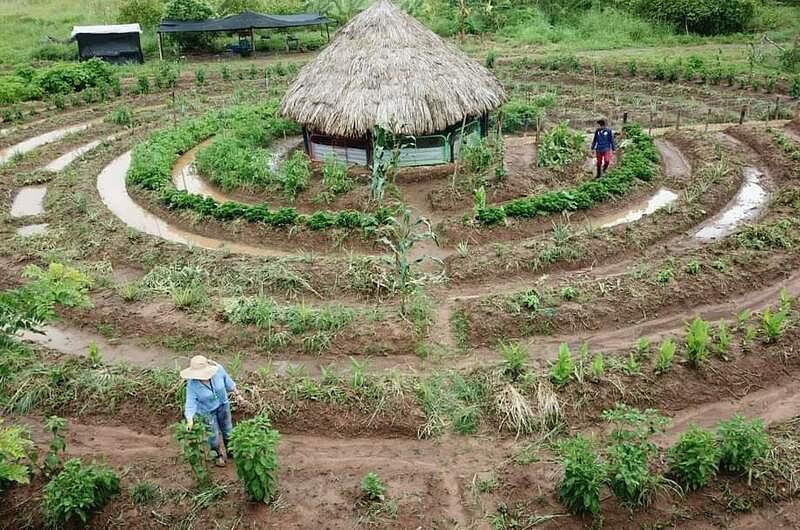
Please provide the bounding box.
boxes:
[280,0,506,166]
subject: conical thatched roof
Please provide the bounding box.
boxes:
[279,0,506,138]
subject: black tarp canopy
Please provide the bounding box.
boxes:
[71,24,144,64]
[157,11,330,33]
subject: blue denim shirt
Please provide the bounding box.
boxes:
[591,127,616,152]
[184,365,236,421]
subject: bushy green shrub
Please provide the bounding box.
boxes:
[462,138,494,175]
[632,0,755,35]
[0,77,43,105]
[229,415,280,502]
[559,435,604,515]
[717,415,769,475]
[164,0,216,50]
[668,425,719,491]
[538,121,585,167]
[43,459,120,526]
[502,100,544,133]
[279,150,311,200]
[155,62,179,89]
[174,420,210,484]
[118,0,165,28]
[475,206,506,225]
[35,58,116,96]
[321,155,354,195]
[196,136,273,191]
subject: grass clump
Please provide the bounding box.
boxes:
[130,480,161,505]
[360,472,387,502]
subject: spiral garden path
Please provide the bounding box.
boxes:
[3,66,800,528]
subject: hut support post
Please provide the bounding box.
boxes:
[157,32,163,61]
[251,28,255,51]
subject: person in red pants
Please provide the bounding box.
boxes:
[591,119,617,178]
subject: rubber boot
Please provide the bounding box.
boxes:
[596,165,602,179]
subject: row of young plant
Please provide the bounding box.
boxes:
[559,404,770,516]
[475,123,659,224]
[127,103,394,232]
[507,53,800,98]
[548,290,793,388]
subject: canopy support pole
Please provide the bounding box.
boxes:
[157,32,163,61]
[250,27,255,52]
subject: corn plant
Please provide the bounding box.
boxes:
[473,185,487,217]
[229,415,280,503]
[499,341,528,381]
[43,459,120,527]
[668,425,719,491]
[550,343,574,386]
[0,420,34,488]
[561,286,578,301]
[378,207,441,297]
[635,337,650,358]
[685,317,710,368]
[174,420,210,485]
[43,415,67,477]
[622,352,641,376]
[573,342,590,384]
[717,415,769,478]
[654,338,676,375]
[762,307,788,342]
[558,435,604,515]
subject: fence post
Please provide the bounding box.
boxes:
[739,106,746,125]
[675,109,681,130]
[775,96,781,121]
[705,109,711,132]
[623,111,628,125]
[649,110,654,135]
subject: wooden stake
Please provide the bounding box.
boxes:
[675,109,681,130]
[739,106,746,125]
[157,32,163,61]
[623,111,628,125]
[705,109,711,132]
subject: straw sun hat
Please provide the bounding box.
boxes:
[180,355,220,380]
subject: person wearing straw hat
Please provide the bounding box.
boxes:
[181,355,244,467]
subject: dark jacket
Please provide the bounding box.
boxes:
[591,127,616,152]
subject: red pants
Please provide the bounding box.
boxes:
[596,150,613,168]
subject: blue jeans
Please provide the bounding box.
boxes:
[200,403,233,454]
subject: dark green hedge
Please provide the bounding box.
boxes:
[477,124,659,224]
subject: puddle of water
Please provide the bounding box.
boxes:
[0,121,97,165]
[16,223,49,237]
[10,185,47,218]
[592,188,679,228]
[44,137,106,172]
[172,139,231,202]
[97,151,289,257]
[694,167,768,241]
